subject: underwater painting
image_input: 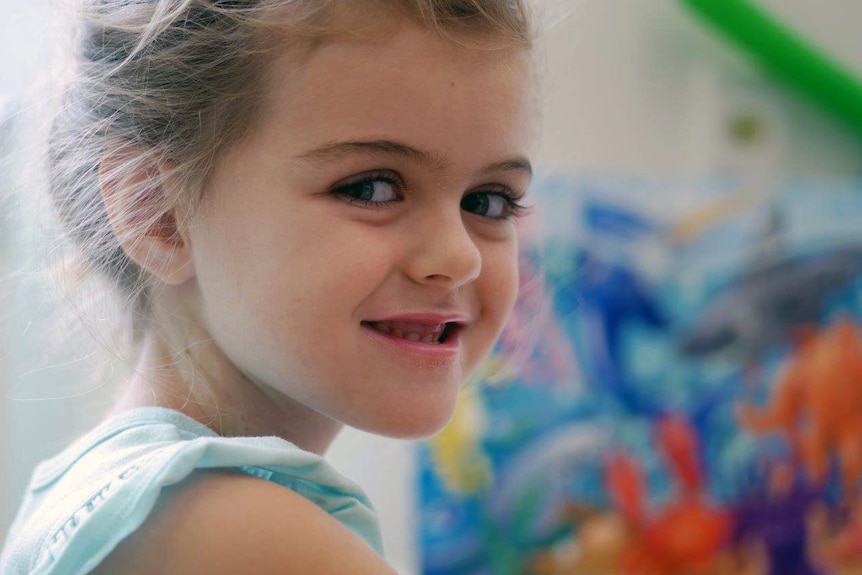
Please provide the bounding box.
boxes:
[418,175,862,575]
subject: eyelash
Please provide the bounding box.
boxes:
[330,172,531,221]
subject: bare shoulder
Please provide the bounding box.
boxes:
[91,469,396,575]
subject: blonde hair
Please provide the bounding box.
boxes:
[47,0,534,349]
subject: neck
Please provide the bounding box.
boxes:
[108,297,343,456]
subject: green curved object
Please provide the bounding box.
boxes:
[680,0,862,140]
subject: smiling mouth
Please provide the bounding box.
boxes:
[362,320,458,344]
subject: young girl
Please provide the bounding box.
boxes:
[1,0,536,573]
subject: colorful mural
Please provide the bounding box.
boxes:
[418,176,862,575]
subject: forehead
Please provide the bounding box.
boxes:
[255,20,533,165]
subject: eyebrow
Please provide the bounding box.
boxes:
[296,139,532,178]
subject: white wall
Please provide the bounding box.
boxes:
[0,99,14,550]
[0,0,56,547]
[536,0,862,176]
[0,1,53,100]
[3,2,862,575]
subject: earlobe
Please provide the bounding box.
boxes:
[98,149,196,286]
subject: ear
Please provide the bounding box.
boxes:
[98,149,196,286]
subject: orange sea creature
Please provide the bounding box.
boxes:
[739,317,862,497]
[605,416,735,575]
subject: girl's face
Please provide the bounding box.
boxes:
[185,21,533,439]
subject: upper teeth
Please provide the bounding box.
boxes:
[371,321,447,343]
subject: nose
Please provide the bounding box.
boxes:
[403,208,482,289]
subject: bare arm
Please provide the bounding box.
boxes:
[91,470,398,574]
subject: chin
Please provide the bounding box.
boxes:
[361,399,458,440]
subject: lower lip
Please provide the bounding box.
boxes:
[360,323,462,360]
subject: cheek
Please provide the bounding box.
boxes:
[461,241,518,376]
[253,226,394,333]
[480,239,521,328]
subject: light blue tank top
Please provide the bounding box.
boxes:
[0,407,385,574]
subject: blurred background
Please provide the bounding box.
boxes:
[2,1,862,574]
